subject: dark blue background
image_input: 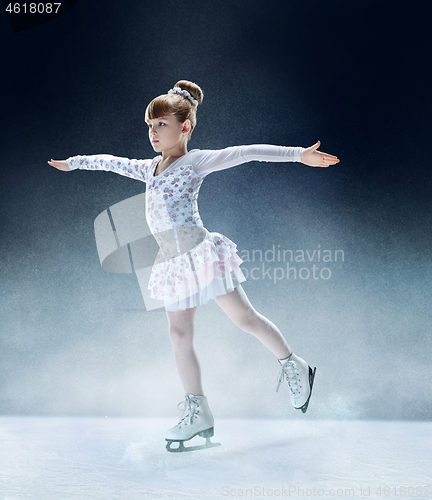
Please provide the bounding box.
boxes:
[0,0,430,419]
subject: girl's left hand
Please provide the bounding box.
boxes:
[301,141,340,167]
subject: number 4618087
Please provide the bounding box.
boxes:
[5,3,62,14]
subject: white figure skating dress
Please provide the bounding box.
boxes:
[67,145,303,311]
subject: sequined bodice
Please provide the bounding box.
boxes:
[146,162,204,233]
[145,160,208,259]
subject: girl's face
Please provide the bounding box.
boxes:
[146,115,187,152]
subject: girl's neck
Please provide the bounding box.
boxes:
[155,144,189,176]
[161,143,188,162]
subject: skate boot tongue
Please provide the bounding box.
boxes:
[276,356,299,393]
[177,394,198,426]
[278,354,293,366]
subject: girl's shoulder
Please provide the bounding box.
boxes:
[171,149,202,166]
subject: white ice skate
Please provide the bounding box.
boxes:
[276,353,316,413]
[165,394,221,452]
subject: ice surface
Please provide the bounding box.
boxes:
[0,418,431,500]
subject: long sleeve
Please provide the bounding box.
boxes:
[66,154,153,183]
[191,145,303,177]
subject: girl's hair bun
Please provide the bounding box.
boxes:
[174,80,204,106]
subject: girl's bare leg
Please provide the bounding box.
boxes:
[166,306,204,396]
[214,285,292,359]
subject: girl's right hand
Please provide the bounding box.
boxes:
[48,159,71,171]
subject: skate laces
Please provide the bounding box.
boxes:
[276,359,302,395]
[176,394,200,427]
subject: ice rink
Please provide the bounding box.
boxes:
[1,417,431,500]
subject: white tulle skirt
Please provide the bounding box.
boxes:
[148,229,246,311]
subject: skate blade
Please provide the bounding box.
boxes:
[296,366,316,414]
[166,437,221,453]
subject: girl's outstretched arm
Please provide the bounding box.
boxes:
[47,154,153,183]
[191,142,339,176]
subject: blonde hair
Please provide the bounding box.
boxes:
[145,80,204,141]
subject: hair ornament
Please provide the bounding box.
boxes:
[167,87,198,107]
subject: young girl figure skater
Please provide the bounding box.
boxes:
[48,80,339,452]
